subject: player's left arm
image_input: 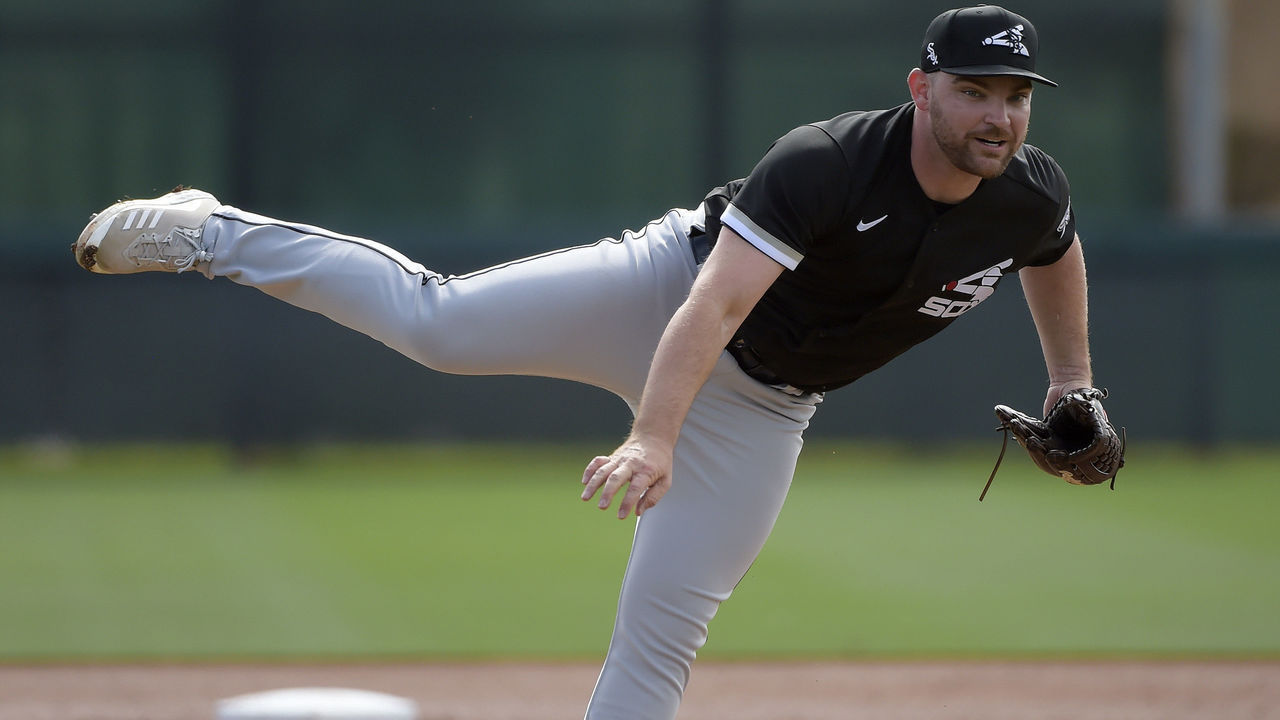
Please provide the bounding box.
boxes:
[1019,233,1093,415]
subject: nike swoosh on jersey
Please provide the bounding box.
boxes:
[857,215,888,231]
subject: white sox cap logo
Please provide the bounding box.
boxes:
[982,25,1031,56]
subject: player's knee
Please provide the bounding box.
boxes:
[393,323,490,376]
[616,587,717,668]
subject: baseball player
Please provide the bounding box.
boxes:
[72,6,1100,719]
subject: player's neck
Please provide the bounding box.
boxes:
[909,115,983,205]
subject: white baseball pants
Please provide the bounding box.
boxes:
[200,205,822,719]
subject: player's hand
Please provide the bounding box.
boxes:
[1044,379,1092,416]
[581,437,673,520]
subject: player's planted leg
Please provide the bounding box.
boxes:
[585,355,820,719]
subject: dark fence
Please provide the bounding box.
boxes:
[6,0,1275,445]
[6,220,1277,445]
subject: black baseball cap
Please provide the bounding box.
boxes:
[920,5,1057,87]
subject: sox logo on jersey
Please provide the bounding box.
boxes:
[917,258,1014,318]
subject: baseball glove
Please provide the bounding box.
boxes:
[979,387,1125,501]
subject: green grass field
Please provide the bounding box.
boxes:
[0,441,1276,661]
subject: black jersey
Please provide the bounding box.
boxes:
[700,102,1076,394]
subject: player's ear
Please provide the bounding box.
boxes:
[907,68,931,111]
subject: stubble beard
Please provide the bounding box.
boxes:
[931,109,1025,180]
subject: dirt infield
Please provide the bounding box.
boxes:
[0,661,1276,719]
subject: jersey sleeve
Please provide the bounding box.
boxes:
[1024,153,1077,267]
[719,125,851,270]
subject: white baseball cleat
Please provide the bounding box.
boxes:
[73,188,220,274]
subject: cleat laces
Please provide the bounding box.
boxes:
[124,225,212,273]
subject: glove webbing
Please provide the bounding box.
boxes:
[978,424,1126,502]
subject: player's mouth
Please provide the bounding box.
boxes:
[974,137,1007,148]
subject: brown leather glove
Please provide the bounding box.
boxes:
[981,387,1125,501]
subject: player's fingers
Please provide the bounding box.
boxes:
[616,470,655,519]
[635,476,671,517]
[582,456,610,485]
[581,458,616,501]
[596,464,635,510]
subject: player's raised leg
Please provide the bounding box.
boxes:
[74,189,220,274]
[73,188,703,402]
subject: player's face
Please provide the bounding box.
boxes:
[928,73,1032,179]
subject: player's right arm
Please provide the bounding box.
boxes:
[582,124,846,519]
[581,227,783,519]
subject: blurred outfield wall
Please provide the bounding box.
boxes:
[2,0,1277,445]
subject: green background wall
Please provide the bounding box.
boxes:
[3,0,1275,445]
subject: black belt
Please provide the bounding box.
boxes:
[727,336,808,394]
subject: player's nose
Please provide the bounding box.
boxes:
[983,100,1012,131]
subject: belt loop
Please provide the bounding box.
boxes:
[728,337,761,372]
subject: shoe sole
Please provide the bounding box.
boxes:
[74,189,217,273]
